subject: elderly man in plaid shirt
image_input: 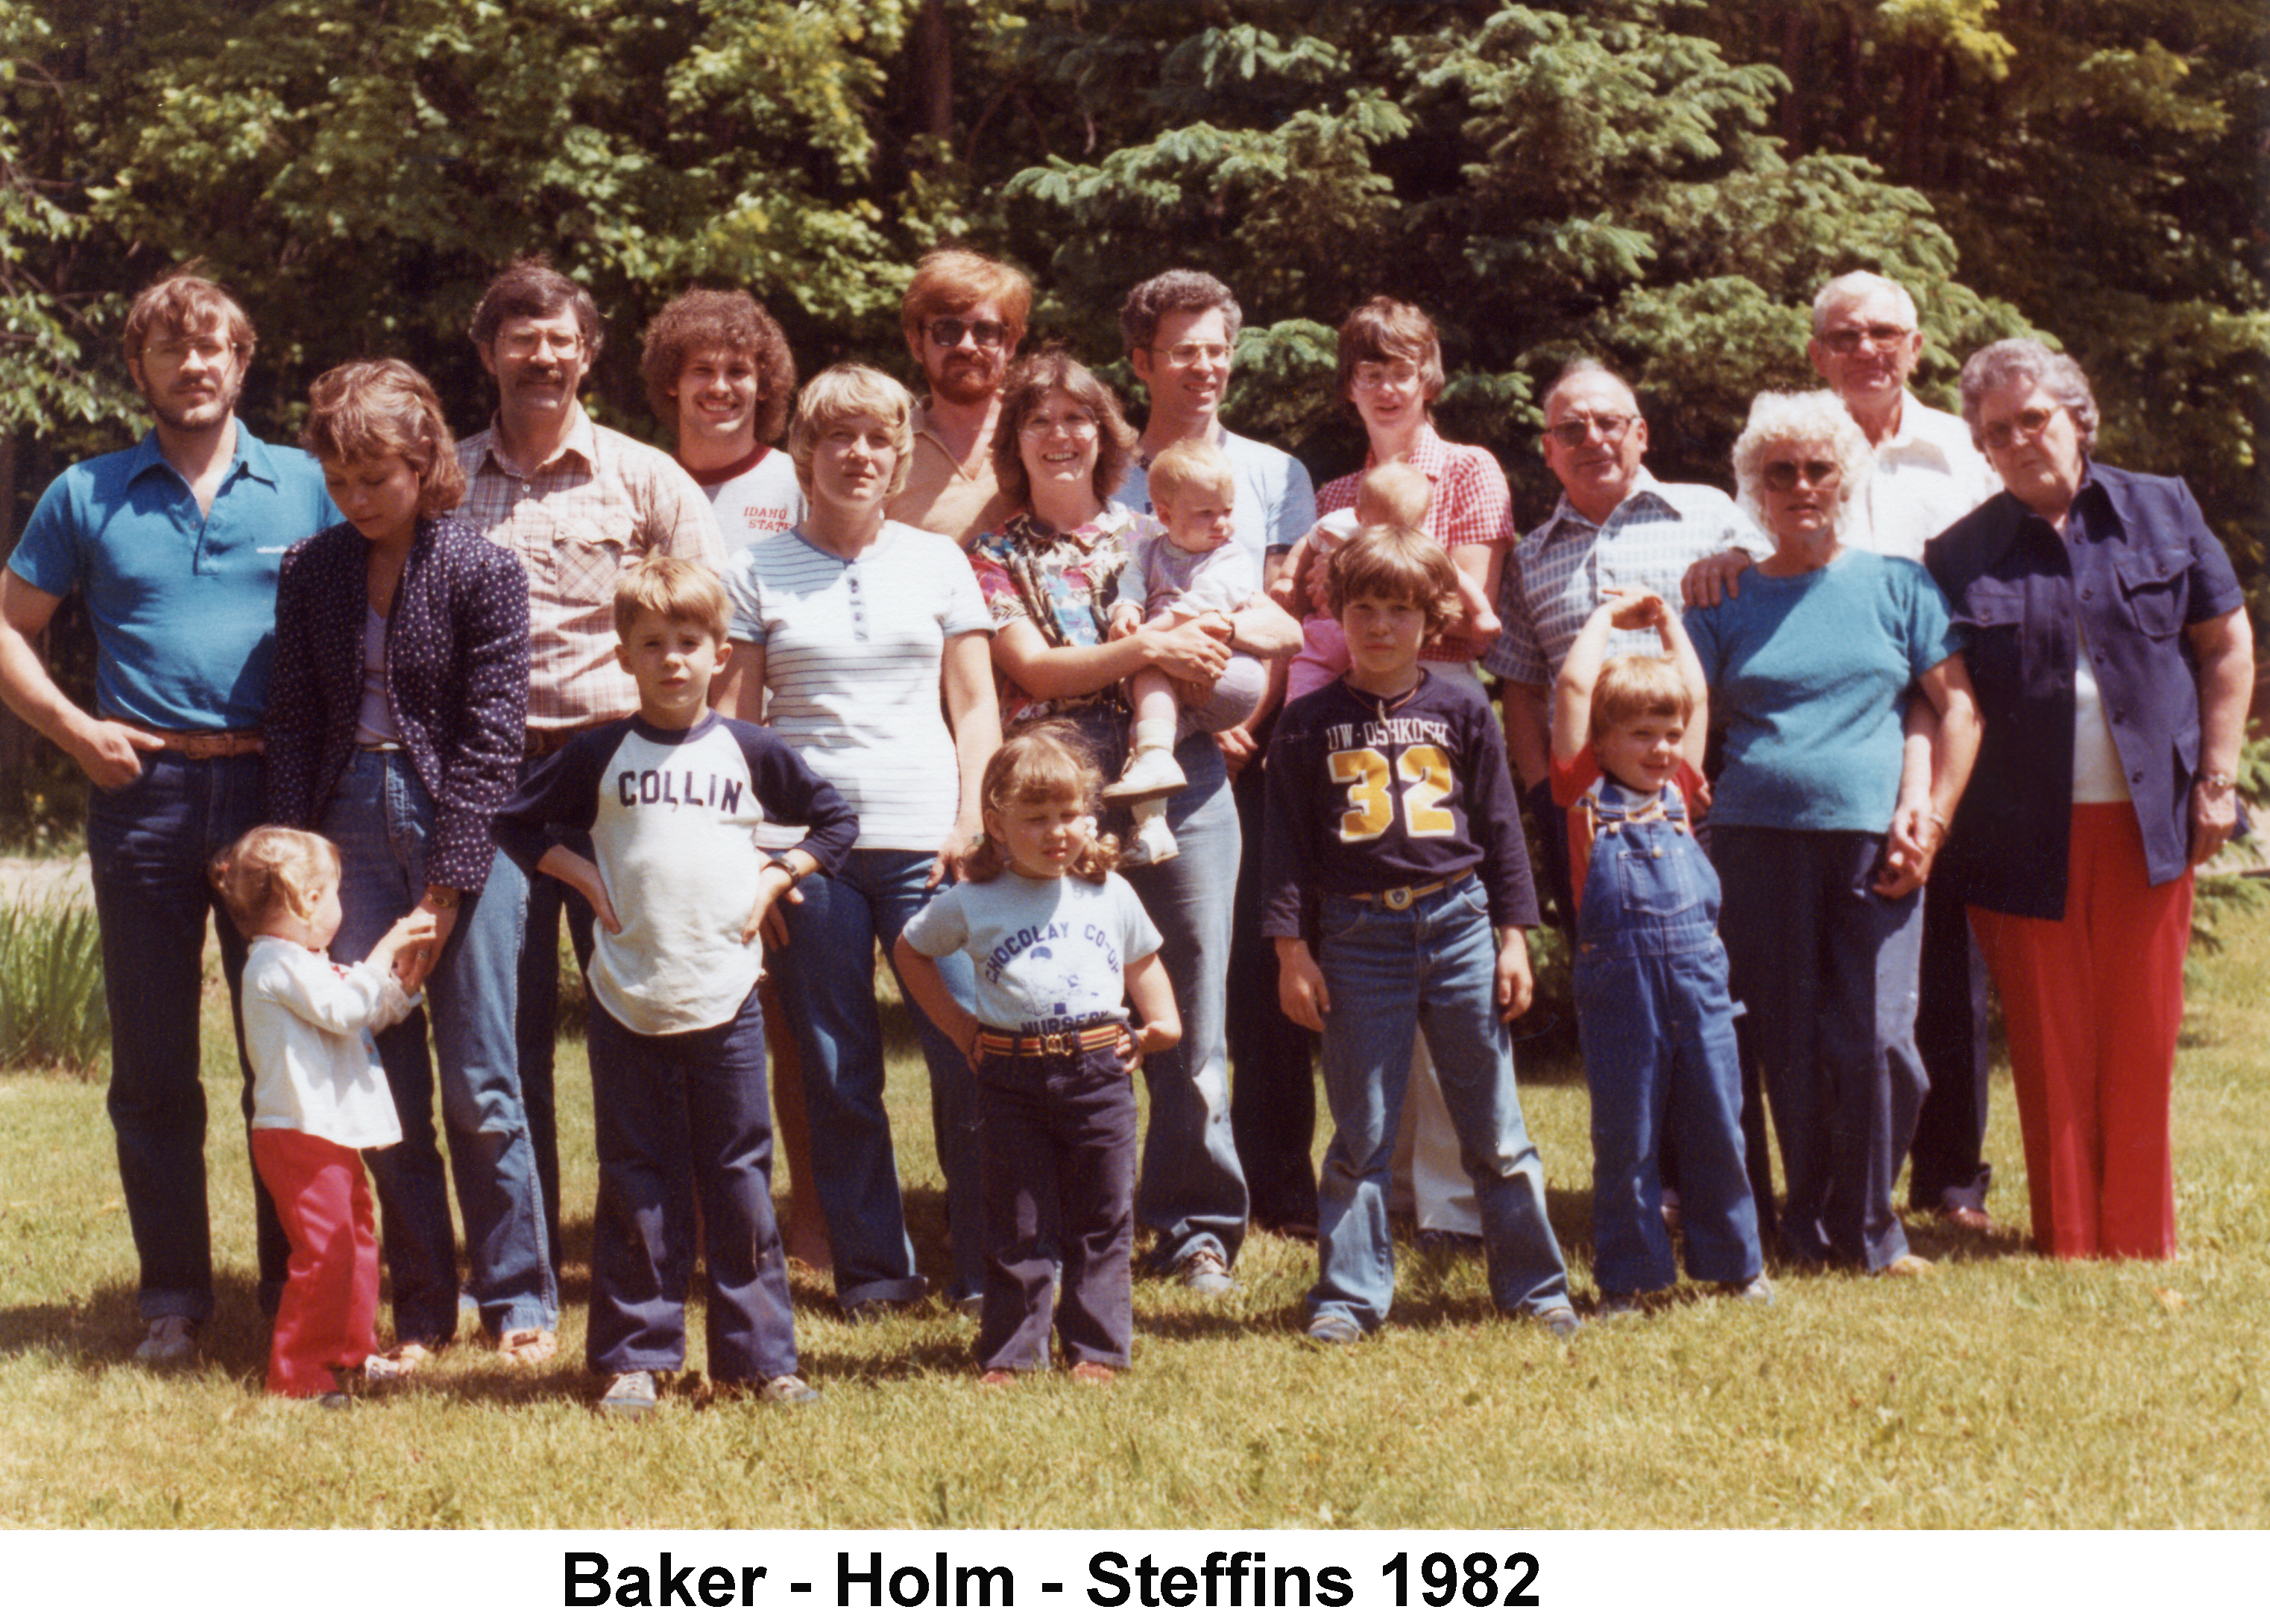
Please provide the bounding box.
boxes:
[454,256,725,1300]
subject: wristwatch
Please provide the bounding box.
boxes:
[420,884,462,912]
[2201,771,2237,793]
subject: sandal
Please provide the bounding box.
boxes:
[496,1327,558,1367]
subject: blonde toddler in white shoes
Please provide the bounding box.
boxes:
[1105,439,1267,865]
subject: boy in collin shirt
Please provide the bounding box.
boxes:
[1262,525,1575,1346]
[494,557,857,1415]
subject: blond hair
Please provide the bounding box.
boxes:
[1590,653,1694,739]
[614,555,730,643]
[209,827,338,935]
[1355,461,1431,529]
[1147,439,1236,511]
[786,363,915,501]
[964,724,1120,885]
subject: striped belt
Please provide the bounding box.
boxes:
[975,1023,1126,1059]
[119,724,264,759]
[1349,866,1475,911]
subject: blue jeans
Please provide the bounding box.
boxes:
[769,847,983,1310]
[1308,879,1570,1330]
[1713,826,1926,1271]
[1117,730,1249,1271]
[86,750,286,1321]
[326,751,555,1339]
[1573,810,1760,1295]
[975,1041,1138,1371]
[585,979,798,1382]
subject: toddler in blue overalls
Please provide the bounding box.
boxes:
[1549,592,1766,1314]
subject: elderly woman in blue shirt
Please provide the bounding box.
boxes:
[1928,339,2251,1260]
[1685,390,1981,1277]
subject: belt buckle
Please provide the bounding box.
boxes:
[1384,885,1414,911]
[1041,1031,1073,1057]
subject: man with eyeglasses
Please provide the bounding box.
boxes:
[1112,268,1317,1292]
[1484,360,1766,936]
[0,271,339,1362]
[455,256,724,1342]
[1809,271,2001,1236]
[887,248,1032,546]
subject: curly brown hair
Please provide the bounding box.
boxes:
[638,288,798,446]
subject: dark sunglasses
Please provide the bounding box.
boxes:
[927,317,1008,350]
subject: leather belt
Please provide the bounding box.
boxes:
[123,724,264,759]
[1349,866,1475,911]
[975,1023,1126,1059]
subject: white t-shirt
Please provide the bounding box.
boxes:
[698,448,807,555]
[725,521,991,850]
[242,937,414,1149]
[901,869,1163,1035]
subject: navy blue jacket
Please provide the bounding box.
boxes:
[265,515,531,891]
[1926,464,2245,918]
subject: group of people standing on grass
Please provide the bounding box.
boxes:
[0,250,2247,1410]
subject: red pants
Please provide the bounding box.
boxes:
[251,1128,380,1396]
[1968,804,2190,1260]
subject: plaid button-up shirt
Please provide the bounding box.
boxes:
[1315,423,1516,665]
[455,408,724,731]
[1483,472,1767,688]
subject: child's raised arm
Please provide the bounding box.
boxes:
[1548,595,1630,767]
[1654,601,1711,771]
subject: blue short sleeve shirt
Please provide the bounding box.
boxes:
[8,426,338,730]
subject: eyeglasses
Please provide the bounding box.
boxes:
[1544,413,1636,449]
[1820,323,1913,356]
[926,317,1008,350]
[142,337,239,369]
[1979,405,2061,451]
[1351,361,1421,394]
[496,329,584,360]
[1761,458,1842,492]
[1019,411,1098,440]
[1151,342,1232,367]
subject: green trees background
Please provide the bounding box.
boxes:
[2,0,2264,832]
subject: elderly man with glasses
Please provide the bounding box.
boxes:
[888,249,1034,547]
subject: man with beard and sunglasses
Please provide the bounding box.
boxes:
[454,256,725,1366]
[0,271,340,1364]
[887,249,1032,548]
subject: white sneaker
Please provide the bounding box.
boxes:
[597,1370,658,1415]
[1104,747,1188,807]
[1120,813,1179,868]
[133,1314,199,1365]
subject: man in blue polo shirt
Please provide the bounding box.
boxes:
[0,272,338,1364]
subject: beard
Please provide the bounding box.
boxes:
[144,370,243,433]
[928,350,1003,407]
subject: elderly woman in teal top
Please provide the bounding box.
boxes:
[1684,390,1981,1276]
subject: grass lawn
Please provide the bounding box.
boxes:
[3,923,2268,1532]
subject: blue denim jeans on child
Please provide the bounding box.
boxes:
[1308,878,1570,1331]
[1572,784,1761,1296]
[87,749,288,1321]
[585,979,798,1383]
[769,847,985,1312]
[325,750,556,1342]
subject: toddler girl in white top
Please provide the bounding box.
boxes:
[212,826,433,1404]
[895,726,1180,1383]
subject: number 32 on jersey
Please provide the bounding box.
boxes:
[1328,744,1457,843]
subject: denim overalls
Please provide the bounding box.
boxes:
[1571,777,1762,1295]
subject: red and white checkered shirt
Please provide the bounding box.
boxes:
[455,408,725,732]
[1314,423,1514,664]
